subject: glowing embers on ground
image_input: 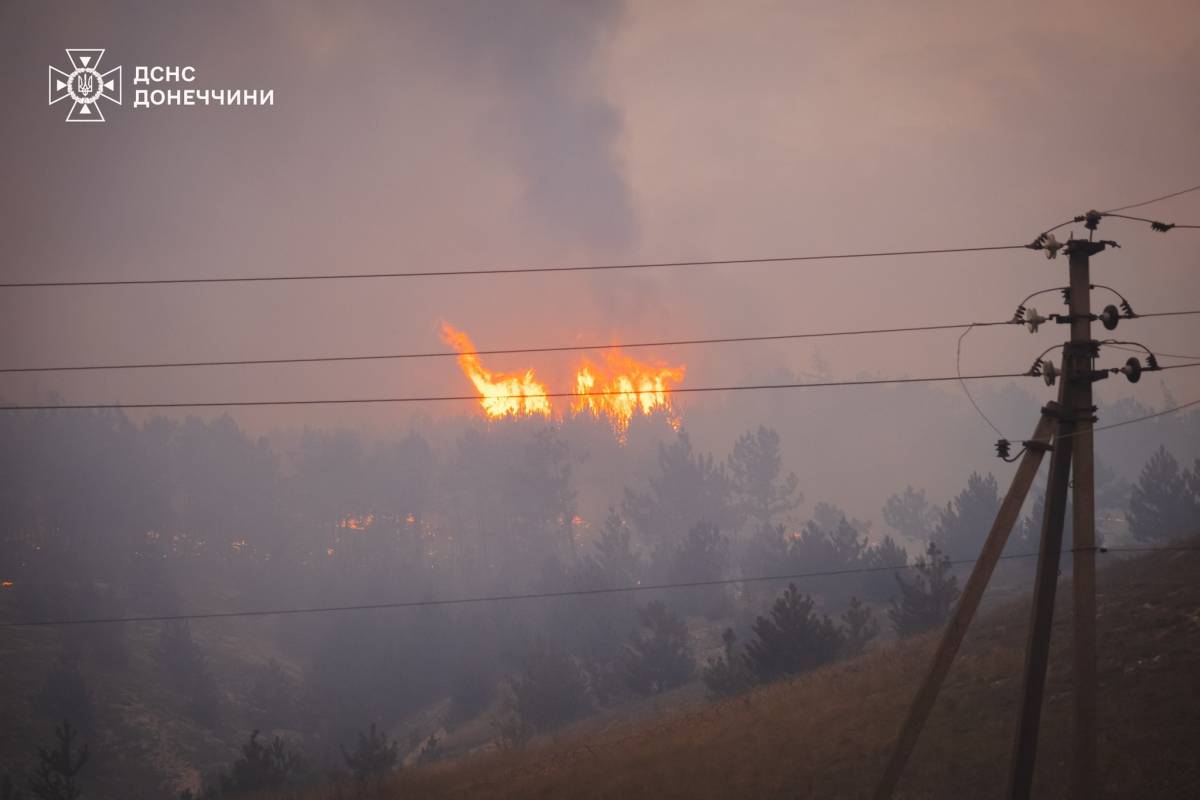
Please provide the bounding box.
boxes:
[441,322,685,438]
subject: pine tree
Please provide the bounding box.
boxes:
[701,628,754,698]
[882,486,936,541]
[888,542,960,636]
[743,584,842,682]
[932,473,1000,560]
[1128,446,1199,542]
[839,596,879,656]
[341,723,399,780]
[156,620,220,726]
[218,730,304,794]
[622,601,694,694]
[508,640,591,736]
[28,720,89,800]
[2,773,22,800]
[665,521,731,617]
[727,426,802,530]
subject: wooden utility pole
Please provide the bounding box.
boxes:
[1068,242,1098,800]
[874,230,1112,799]
[1007,377,1075,799]
[1007,237,1104,799]
[872,412,1056,799]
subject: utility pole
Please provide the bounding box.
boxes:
[1069,241,1098,800]
[875,222,1116,800]
[1007,234,1105,799]
[1007,370,1075,799]
[873,412,1055,800]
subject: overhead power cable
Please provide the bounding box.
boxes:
[1102,183,1200,214]
[955,325,1005,437]
[1131,310,1200,320]
[5,365,1200,413]
[1093,396,1200,432]
[1051,395,1200,443]
[1102,212,1200,230]
[3,182,1196,290]
[1035,182,1200,237]
[4,545,1194,629]
[1105,343,1200,361]
[0,320,1017,375]
[4,308,1193,377]
[0,245,1029,289]
[0,372,1032,411]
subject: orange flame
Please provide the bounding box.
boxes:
[572,351,684,439]
[441,323,552,418]
[442,323,684,438]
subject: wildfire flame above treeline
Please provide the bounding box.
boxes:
[440,323,685,439]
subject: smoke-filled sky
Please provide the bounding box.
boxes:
[2,0,1199,447]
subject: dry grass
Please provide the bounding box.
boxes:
[267,546,1200,799]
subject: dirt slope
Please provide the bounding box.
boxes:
[281,545,1200,799]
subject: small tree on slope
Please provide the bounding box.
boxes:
[888,542,960,637]
[28,720,89,800]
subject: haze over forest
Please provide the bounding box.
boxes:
[2,1,1199,798]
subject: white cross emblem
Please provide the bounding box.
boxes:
[48,49,122,122]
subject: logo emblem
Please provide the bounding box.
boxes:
[48,49,122,122]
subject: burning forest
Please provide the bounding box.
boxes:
[441,322,685,439]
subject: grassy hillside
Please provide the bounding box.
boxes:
[273,545,1200,799]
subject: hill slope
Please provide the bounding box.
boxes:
[285,546,1200,799]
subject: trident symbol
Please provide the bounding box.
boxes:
[48,49,122,122]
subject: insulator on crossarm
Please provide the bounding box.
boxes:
[1043,234,1063,259]
[1119,357,1142,384]
[1041,361,1059,386]
[1099,304,1120,331]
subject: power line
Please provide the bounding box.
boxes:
[955,324,1005,437]
[1036,182,1200,237]
[1051,395,1200,443]
[1132,310,1200,320]
[3,545,1194,629]
[1094,394,1200,432]
[0,320,1017,375]
[0,244,1029,289]
[1102,212,1200,230]
[1105,343,1200,361]
[0,372,1033,411]
[1102,183,1200,214]
[3,307,1191,375]
[4,364,1198,412]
